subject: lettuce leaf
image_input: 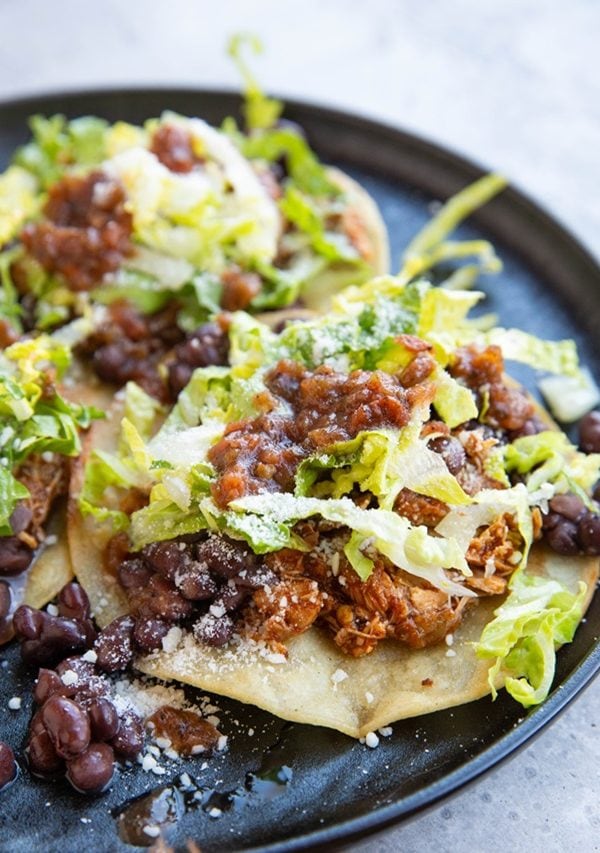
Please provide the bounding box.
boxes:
[230,493,473,594]
[227,33,283,131]
[0,247,24,330]
[279,185,360,264]
[14,114,108,187]
[1,335,102,533]
[0,466,30,536]
[0,165,39,246]
[237,126,337,197]
[504,430,600,505]
[476,571,587,706]
[402,173,507,280]
[296,426,472,510]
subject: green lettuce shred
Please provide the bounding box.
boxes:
[227,34,283,131]
[504,430,600,506]
[476,571,587,706]
[14,114,108,187]
[0,335,101,533]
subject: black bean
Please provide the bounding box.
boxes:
[88,698,120,742]
[94,615,135,673]
[196,535,258,579]
[168,362,194,398]
[13,605,44,640]
[0,742,17,790]
[66,743,115,794]
[0,581,11,621]
[135,575,193,622]
[58,582,91,621]
[578,514,600,555]
[580,411,600,454]
[92,344,133,386]
[217,582,250,612]
[56,657,97,689]
[0,536,34,576]
[542,512,561,531]
[27,729,63,776]
[545,519,580,555]
[42,696,91,760]
[29,709,47,738]
[193,612,234,647]
[142,541,188,581]
[9,504,32,534]
[174,562,218,600]
[34,668,65,705]
[427,435,466,475]
[20,615,89,667]
[118,558,153,590]
[549,494,586,523]
[110,710,144,760]
[132,618,170,652]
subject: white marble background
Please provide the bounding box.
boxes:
[0,1,598,850]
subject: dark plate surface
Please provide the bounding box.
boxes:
[0,89,599,853]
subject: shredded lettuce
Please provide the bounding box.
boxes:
[538,368,600,423]
[0,335,101,533]
[230,493,473,594]
[0,247,24,330]
[0,165,39,246]
[13,114,108,187]
[296,426,472,509]
[504,430,600,506]
[476,571,587,706]
[227,34,283,131]
[402,173,507,280]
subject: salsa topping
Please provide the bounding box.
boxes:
[209,357,435,508]
[21,171,133,291]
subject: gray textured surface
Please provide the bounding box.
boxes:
[0,1,598,850]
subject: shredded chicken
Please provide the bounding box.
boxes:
[14,454,68,543]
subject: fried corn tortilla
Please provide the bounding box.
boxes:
[67,394,599,738]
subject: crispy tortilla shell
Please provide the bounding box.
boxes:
[68,395,599,737]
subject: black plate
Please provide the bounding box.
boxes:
[0,89,599,853]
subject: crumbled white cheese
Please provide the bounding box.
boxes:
[161,626,183,654]
[60,670,78,686]
[7,697,21,711]
[365,731,380,749]
[142,754,158,772]
[208,807,222,819]
[81,650,98,664]
[331,669,348,685]
[217,735,228,751]
[365,691,374,705]
[46,604,59,617]
[445,649,457,658]
[445,634,454,647]
[378,726,393,738]
[143,825,161,838]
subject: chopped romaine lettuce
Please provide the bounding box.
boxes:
[230,493,473,594]
[295,426,472,509]
[227,33,283,131]
[0,335,102,533]
[0,165,39,246]
[476,570,587,706]
[538,368,600,423]
[14,114,108,187]
[504,430,600,506]
[402,173,507,279]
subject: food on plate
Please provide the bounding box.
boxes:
[0,39,388,406]
[0,335,104,640]
[66,188,600,737]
